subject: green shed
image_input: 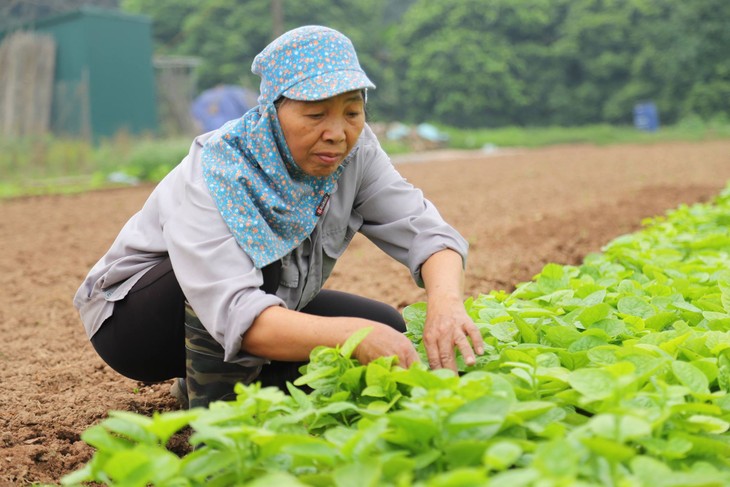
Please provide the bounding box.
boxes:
[2,7,158,140]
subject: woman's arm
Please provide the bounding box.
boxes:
[241,307,421,367]
[420,248,483,371]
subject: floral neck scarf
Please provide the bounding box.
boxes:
[201,102,344,268]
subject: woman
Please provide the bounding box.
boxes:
[74,26,483,408]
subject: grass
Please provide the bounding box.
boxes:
[2,115,729,199]
[440,114,730,150]
[0,132,190,199]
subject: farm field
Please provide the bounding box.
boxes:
[1,140,730,484]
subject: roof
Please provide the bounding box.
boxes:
[0,6,149,36]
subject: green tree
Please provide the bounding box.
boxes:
[392,0,564,127]
[122,0,730,127]
[671,0,730,120]
[121,0,199,53]
[121,0,411,114]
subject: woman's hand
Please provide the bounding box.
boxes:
[352,322,421,368]
[422,298,483,371]
[420,249,484,372]
[244,308,419,367]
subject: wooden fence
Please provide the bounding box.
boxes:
[0,31,56,137]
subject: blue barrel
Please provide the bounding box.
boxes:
[633,102,659,131]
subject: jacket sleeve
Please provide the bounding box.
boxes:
[353,132,469,286]
[162,138,285,365]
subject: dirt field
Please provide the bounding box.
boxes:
[2,139,730,484]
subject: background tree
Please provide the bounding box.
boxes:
[391,0,565,127]
[120,0,729,128]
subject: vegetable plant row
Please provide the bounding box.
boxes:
[63,184,730,487]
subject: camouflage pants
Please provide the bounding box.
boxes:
[184,304,304,408]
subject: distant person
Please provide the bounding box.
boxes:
[190,84,253,132]
[73,26,482,408]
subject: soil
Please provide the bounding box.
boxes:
[1,139,730,485]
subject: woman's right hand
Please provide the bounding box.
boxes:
[352,322,420,368]
[244,308,420,367]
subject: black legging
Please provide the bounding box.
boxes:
[91,256,405,383]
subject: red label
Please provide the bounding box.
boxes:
[315,193,331,216]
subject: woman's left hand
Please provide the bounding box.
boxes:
[419,248,483,372]
[422,298,483,372]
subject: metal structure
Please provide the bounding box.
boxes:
[0,0,120,30]
[0,6,158,140]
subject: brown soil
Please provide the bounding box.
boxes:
[1,140,730,484]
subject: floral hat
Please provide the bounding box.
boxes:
[252,25,375,106]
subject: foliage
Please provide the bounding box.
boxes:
[63,183,730,485]
[120,0,413,121]
[120,0,730,128]
[440,118,730,150]
[0,134,190,198]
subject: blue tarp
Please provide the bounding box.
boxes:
[633,102,660,132]
[191,85,256,132]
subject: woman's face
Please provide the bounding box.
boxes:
[277,91,365,177]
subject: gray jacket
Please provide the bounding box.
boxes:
[73,124,468,365]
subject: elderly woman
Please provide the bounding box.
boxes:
[74,26,483,408]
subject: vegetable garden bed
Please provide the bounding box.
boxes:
[64,186,730,486]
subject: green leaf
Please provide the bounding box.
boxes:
[179,447,239,481]
[637,436,693,459]
[443,439,488,469]
[686,415,730,434]
[587,414,652,442]
[393,365,458,390]
[501,349,536,367]
[80,424,133,452]
[537,263,568,293]
[719,281,730,313]
[403,301,428,326]
[484,441,522,471]
[387,410,439,445]
[257,434,340,465]
[489,322,520,342]
[545,326,582,348]
[617,296,654,319]
[60,463,94,485]
[532,439,579,478]
[362,385,386,398]
[582,289,607,305]
[287,381,313,408]
[671,360,710,395]
[333,460,382,487]
[103,414,158,444]
[672,431,730,458]
[342,419,389,459]
[630,455,673,483]
[247,473,309,487]
[425,467,488,486]
[588,318,626,338]
[577,303,611,327]
[512,313,538,343]
[341,327,373,359]
[567,368,617,400]
[104,445,180,484]
[586,346,619,366]
[444,396,510,440]
[580,437,636,462]
[147,410,199,444]
[645,311,679,331]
